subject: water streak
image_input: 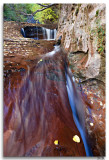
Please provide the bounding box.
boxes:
[21,28,26,38]
[44,28,57,40]
[65,67,93,156]
[45,45,60,57]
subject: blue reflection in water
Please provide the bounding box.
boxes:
[65,66,93,156]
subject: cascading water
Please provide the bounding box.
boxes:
[46,29,51,40]
[4,26,92,156]
[65,66,93,156]
[45,45,60,57]
[21,26,57,40]
[43,28,57,40]
[53,29,57,40]
[21,28,26,38]
[42,27,46,39]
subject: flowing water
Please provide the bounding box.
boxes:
[4,30,92,156]
[21,27,57,40]
[65,67,92,156]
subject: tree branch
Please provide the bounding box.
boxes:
[7,3,57,21]
[32,3,56,16]
[37,3,50,7]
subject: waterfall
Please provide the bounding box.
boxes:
[53,29,57,39]
[46,29,51,40]
[42,27,46,39]
[43,28,57,40]
[21,28,26,38]
[21,26,57,40]
[65,67,93,156]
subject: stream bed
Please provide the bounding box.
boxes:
[4,39,88,156]
[3,22,105,157]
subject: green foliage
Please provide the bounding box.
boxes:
[75,7,79,16]
[96,10,99,17]
[78,4,81,7]
[31,4,59,24]
[4,4,31,22]
[98,46,104,53]
[89,18,105,55]
[3,4,59,24]
[97,25,105,55]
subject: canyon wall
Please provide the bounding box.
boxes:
[57,3,106,83]
[57,4,106,156]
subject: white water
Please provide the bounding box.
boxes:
[45,45,60,57]
[21,28,26,38]
[42,28,57,40]
[54,29,57,40]
[22,27,57,40]
[42,27,46,39]
[46,29,51,40]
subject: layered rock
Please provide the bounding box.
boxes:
[57,3,105,82]
[57,4,106,156]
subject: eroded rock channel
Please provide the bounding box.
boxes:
[4,16,105,157]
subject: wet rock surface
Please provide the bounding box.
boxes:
[78,79,105,156]
[4,20,105,157]
[4,46,86,157]
[3,21,86,157]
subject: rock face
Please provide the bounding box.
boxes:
[57,3,105,82]
[57,4,106,156]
